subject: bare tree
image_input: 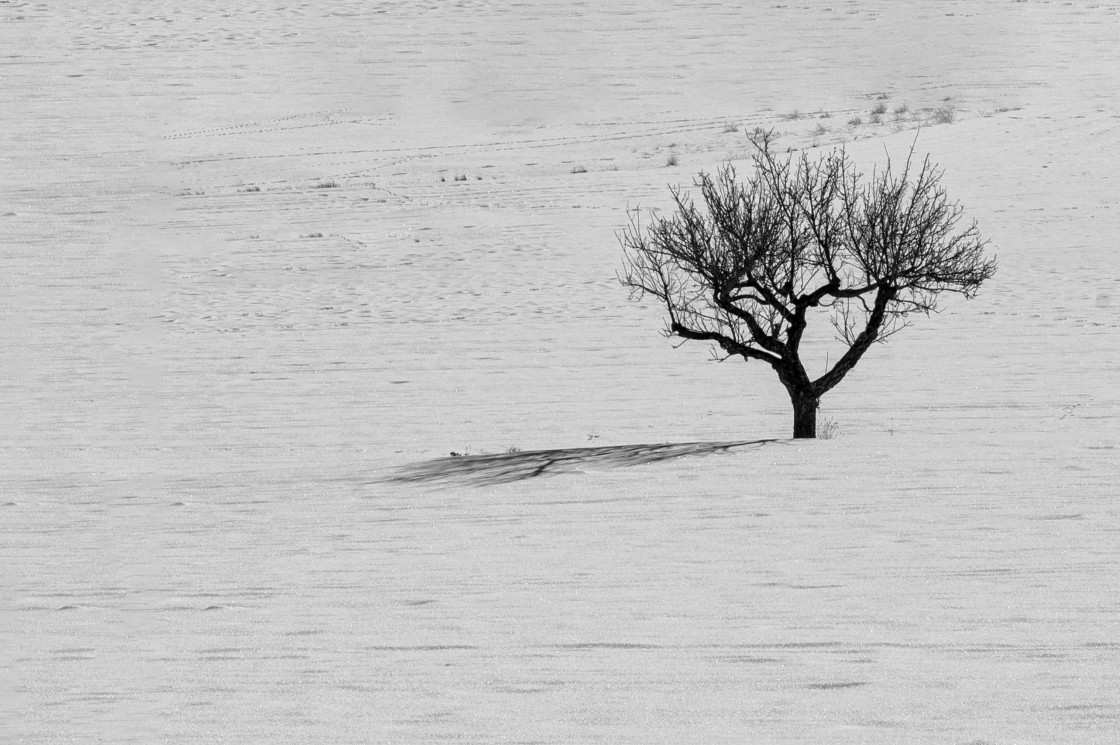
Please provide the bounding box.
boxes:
[620,133,996,438]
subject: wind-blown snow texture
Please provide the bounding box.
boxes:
[3,1,1119,743]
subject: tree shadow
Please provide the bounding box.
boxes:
[387,439,780,486]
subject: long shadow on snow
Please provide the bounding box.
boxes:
[389,440,780,486]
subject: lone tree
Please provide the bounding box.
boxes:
[620,133,996,438]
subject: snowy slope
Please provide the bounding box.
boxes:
[3,1,1119,742]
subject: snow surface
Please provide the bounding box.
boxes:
[3,1,1119,743]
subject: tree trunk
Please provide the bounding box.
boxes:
[791,390,818,439]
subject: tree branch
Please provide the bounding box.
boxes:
[813,285,894,395]
[670,322,784,367]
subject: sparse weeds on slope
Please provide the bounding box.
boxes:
[853,97,957,127]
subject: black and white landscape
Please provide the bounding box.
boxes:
[3,1,1119,742]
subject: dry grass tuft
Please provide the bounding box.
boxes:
[818,417,841,440]
[932,106,956,124]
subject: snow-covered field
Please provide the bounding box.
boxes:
[3,1,1119,742]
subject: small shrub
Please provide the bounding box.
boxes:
[785,109,804,120]
[570,165,588,174]
[240,185,261,193]
[869,112,882,124]
[454,174,468,182]
[847,116,862,127]
[315,180,339,189]
[723,121,740,133]
[666,153,679,167]
[871,102,888,115]
[813,122,828,136]
[893,102,910,116]
[932,106,956,124]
